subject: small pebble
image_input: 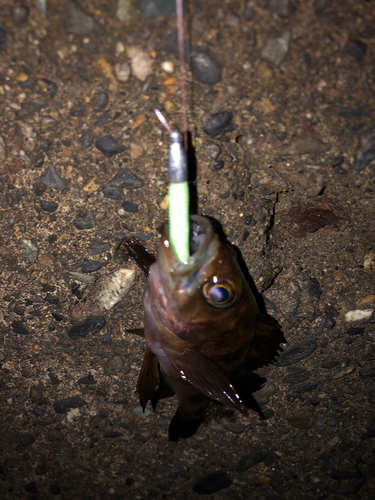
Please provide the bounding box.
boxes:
[130,139,144,160]
[20,238,38,263]
[64,0,96,35]
[101,334,112,345]
[324,317,336,329]
[95,135,125,158]
[345,38,367,62]
[207,144,221,159]
[79,129,94,147]
[236,451,268,472]
[18,433,35,447]
[40,199,58,213]
[70,106,86,117]
[40,116,57,131]
[268,0,296,18]
[73,212,96,230]
[224,424,246,434]
[114,62,131,82]
[127,46,153,82]
[108,168,144,189]
[12,5,30,24]
[104,355,124,375]
[298,382,318,393]
[82,261,102,273]
[53,397,87,414]
[156,30,221,84]
[39,166,66,190]
[133,406,152,416]
[12,320,30,335]
[193,471,232,494]
[261,31,291,68]
[0,28,6,52]
[30,386,43,400]
[331,156,344,167]
[346,327,365,336]
[68,272,96,284]
[359,369,375,379]
[283,367,311,384]
[287,410,310,429]
[138,0,176,18]
[103,431,122,438]
[253,382,276,405]
[161,60,174,73]
[203,111,233,138]
[332,366,355,379]
[304,277,322,299]
[87,242,111,255]
[243,7,255,21]
[44,293,59,305]
[355,126,375,172]
[121,201,139,213]
[277,335,317,366]
[52,312,63,322]
[0,135,7,167]
[339,108,362,119]
[68,316,106,339]
[345,310,373,322]
[94,113,112,127]
[16,188,27,202]
[97,267,137,311]
[102,187,123,199]
[93,92,109,111]
[212,159,225,171]
[191,48,222,84]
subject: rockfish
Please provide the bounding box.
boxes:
[123,215,284,440]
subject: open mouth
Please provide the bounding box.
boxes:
[189,216,208,256]
[159,215,218,286]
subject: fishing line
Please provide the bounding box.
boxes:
[154,0,190,264]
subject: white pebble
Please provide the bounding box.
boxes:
[115,41,125,57]
[133,406,152,416]
[344,309,373,322]
[161,60,174,73]
[114,62,131,82]
[127,46,153,82]
[363,252,374,268]
[97,267,137,311]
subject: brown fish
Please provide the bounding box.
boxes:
[123,215,284,440]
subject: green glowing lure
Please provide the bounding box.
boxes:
[155,110,190,264]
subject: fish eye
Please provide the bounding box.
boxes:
[203,278,236,308]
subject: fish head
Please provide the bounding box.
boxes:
[147,215,257,336]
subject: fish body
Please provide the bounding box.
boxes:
[127,215,284,440]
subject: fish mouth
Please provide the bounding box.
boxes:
[157,215,220,293]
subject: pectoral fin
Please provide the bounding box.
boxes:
[166,347,249,418]
[120,239,156,280]
[245,313,285,370]
[136,347,160,410]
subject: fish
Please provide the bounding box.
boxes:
[122,215,285,440]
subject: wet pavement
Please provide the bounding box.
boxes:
[0,1,374,499]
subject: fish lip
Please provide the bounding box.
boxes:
[159,214,218,273]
